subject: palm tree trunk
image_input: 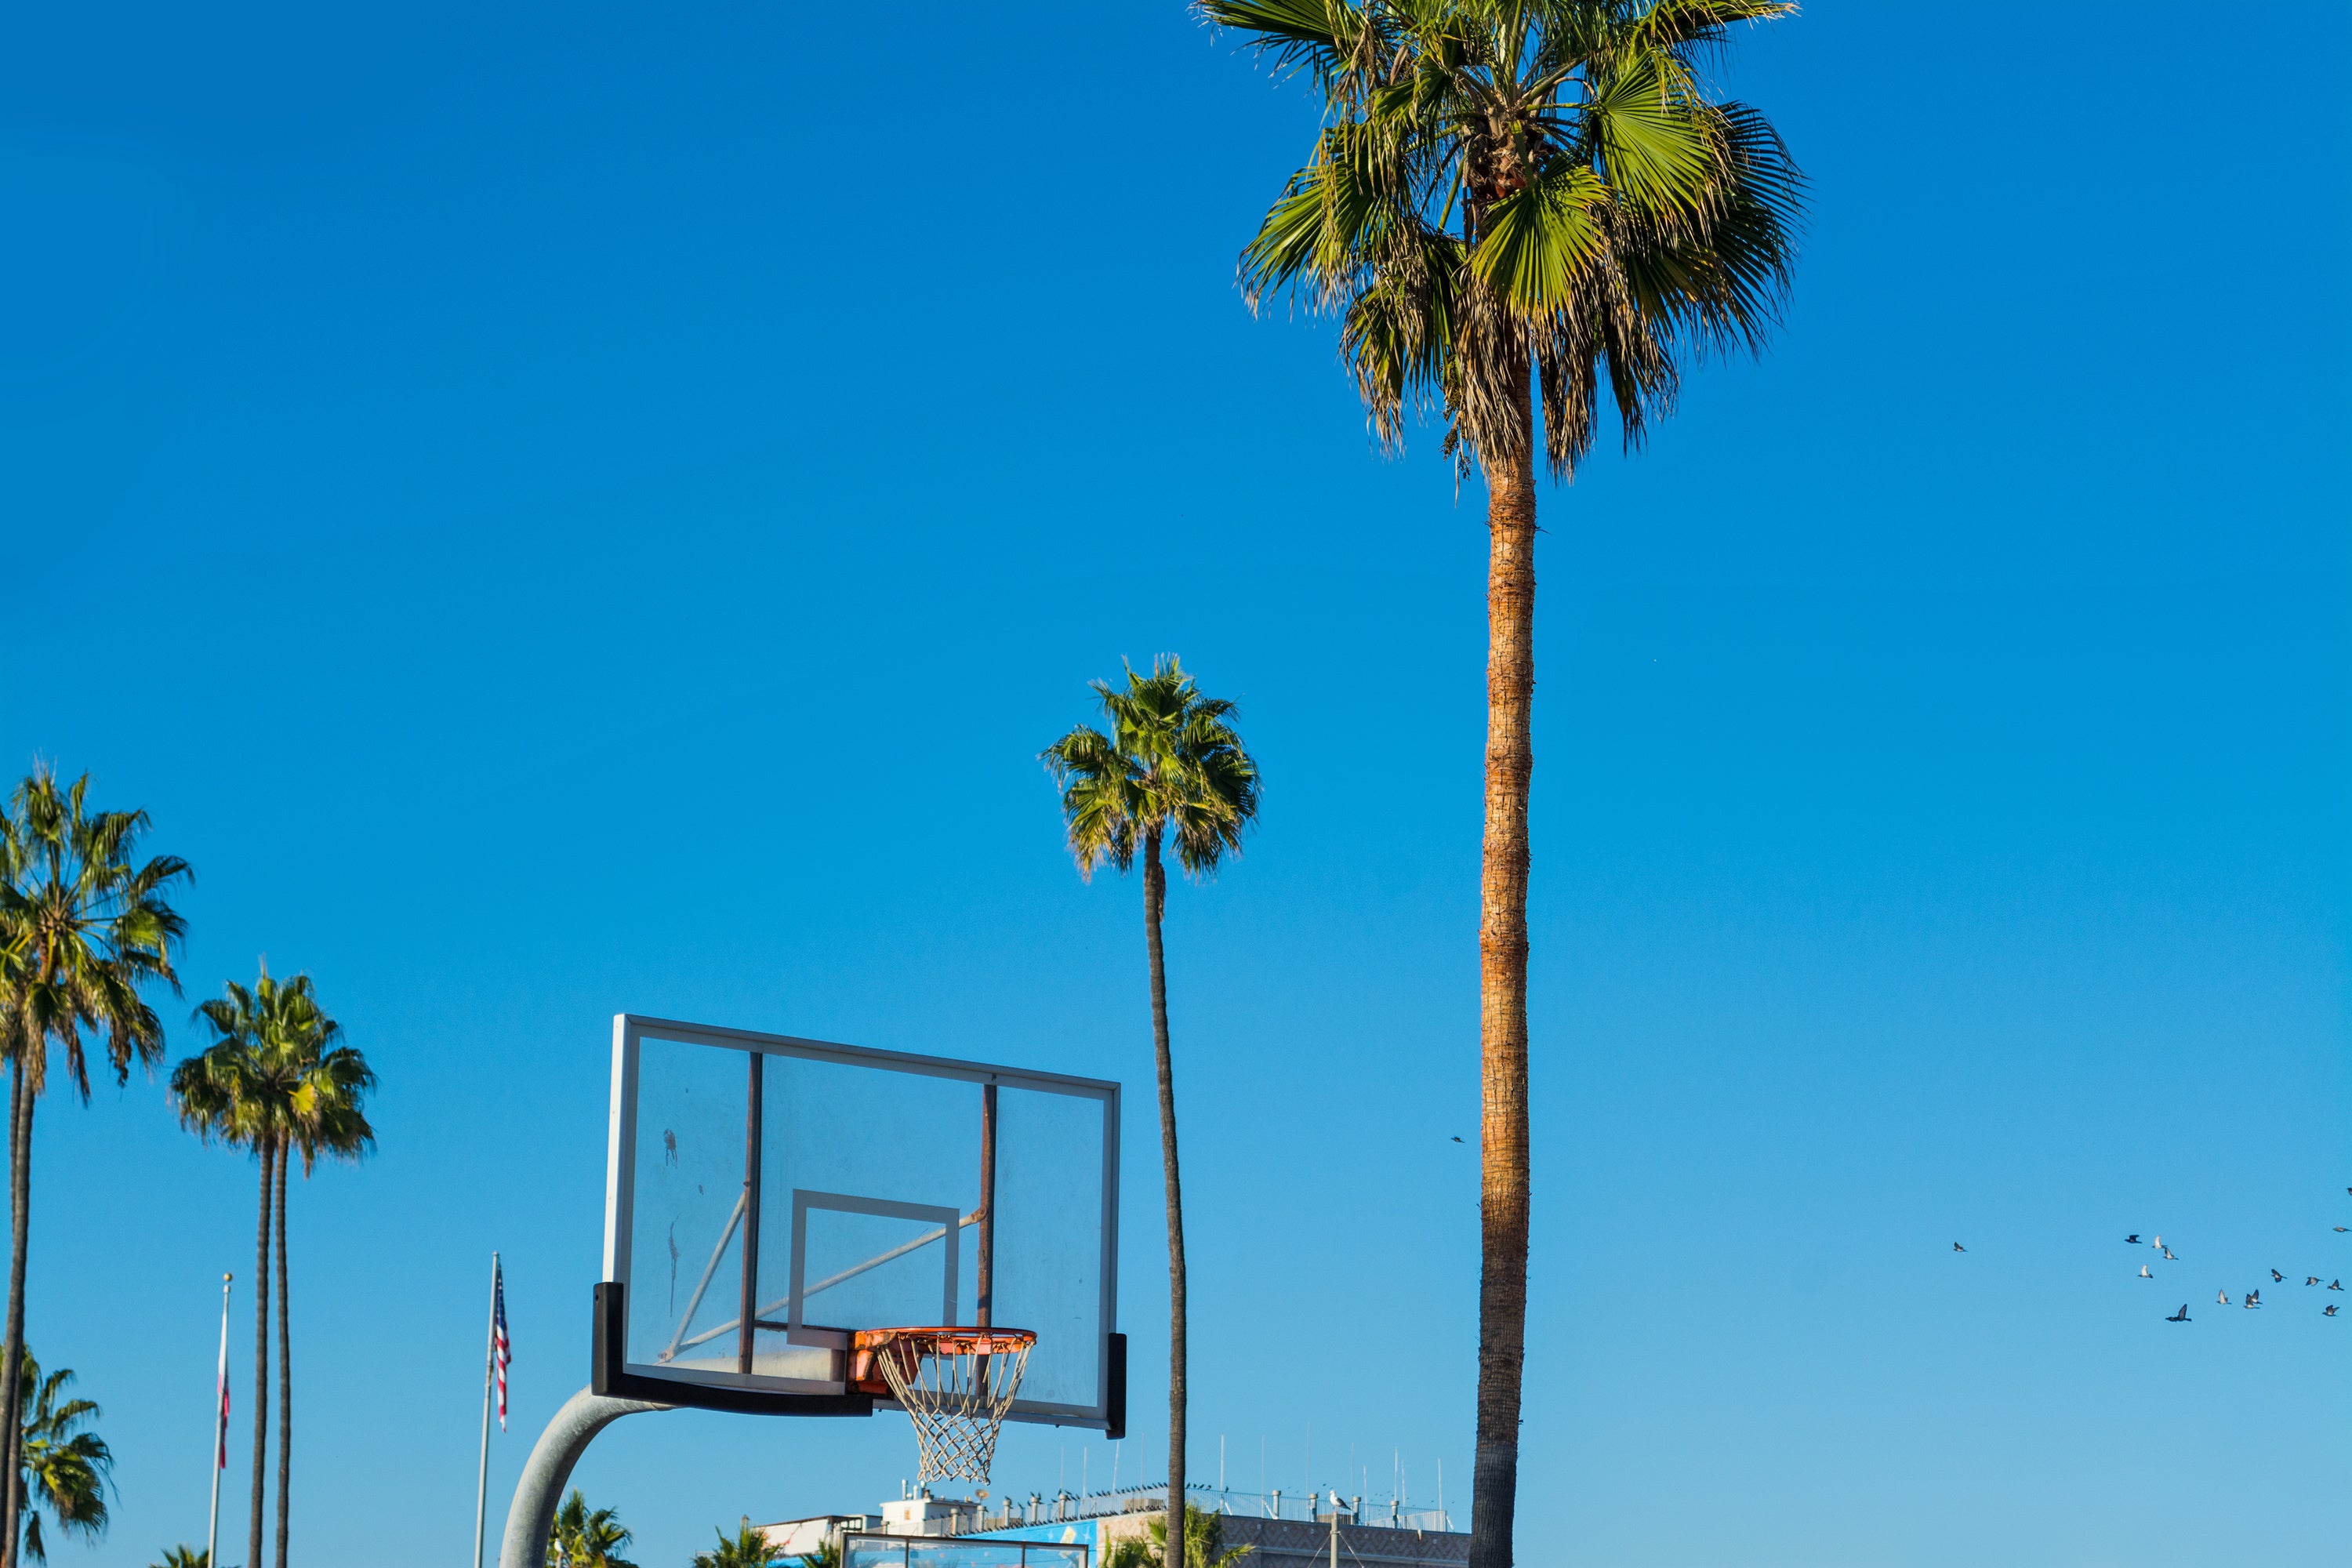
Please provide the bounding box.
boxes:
[274,1149,291,1568]
[0,1072,33,1568]
[1141,828,1187,1548]
[1469,373,1537,1568]
[250,1138,274,1568]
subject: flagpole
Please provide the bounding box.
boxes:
[206,1273,231,1568]
[473,1253,499,1568]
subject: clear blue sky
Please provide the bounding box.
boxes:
[3,4,2346,1565]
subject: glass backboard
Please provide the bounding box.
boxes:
[599,1015,1122,1429]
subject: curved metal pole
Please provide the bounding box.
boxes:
[499,1386,673,1568]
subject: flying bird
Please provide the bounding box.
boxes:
[2272,1269,2285,1283]
[2336,1227,2349,1233]
[2328,1305,2340,1317]
[2151,1235,2163,1249]
[2307,1276,2323,1287]
[2165,1304,2190,1323]
[2124,1234,2141,1245]
[2245,1290,2262,1308]
[1450,1136,1463,1143]
[1952,1243,1966,1253]
[2217,1289,2231,1306]
[2331,1280,2344,1291]
[2161,1246,2177,1260]
[2138,1265,2153,1279]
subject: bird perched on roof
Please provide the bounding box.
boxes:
[2165,1304,2190,1322]
[2271,1269,2285,1283]
[2124,1233,2141,1245]
[1952,1243,1965,1253]
[2138,1265,2153,1279]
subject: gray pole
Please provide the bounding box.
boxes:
[205,1273,230,1568]
[498,1388,673,1568]
[473,1254,498,1568]
[738,1055,763,1376]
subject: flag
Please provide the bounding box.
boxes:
[492,1259,512,1431]
[214,1278,232,1469]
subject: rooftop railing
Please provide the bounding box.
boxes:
[949,1483,1454,1537]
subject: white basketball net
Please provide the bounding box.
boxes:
[866,1330,1033,1484]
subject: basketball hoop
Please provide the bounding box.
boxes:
[851,1327,1036,1484]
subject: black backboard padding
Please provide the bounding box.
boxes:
[1104,1331,1127,1440]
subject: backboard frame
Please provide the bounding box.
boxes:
[598,1014,1123,1430]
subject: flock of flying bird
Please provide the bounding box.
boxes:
[1949,1186,2350,1323]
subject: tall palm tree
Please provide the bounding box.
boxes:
[148,1549,206,1568]
[171,967,374,1568]
[0,770,189,1568]
[268,990,370,1568]
[13,1346,111,1565]
[547,1489,636,1568]
[1196,5,1801,1562]
[1044,656,1260,1533]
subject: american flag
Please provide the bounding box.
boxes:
[492,1259,512,1431]
[214,1276,232,1470]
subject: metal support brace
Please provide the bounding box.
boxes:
[499,1385,673,1568]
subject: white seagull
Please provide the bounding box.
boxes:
[2138,1264,2153,1279]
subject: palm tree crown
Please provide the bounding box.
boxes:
[13,1347,110,1565]
[172,967,375,1173]
[689,1523,773,1568]
[1145,1506,1257,1568]
[548,1490,636,1568]
[0,767,190,1097]
[1044,655,1261,891]
[1208,0,1802,474]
